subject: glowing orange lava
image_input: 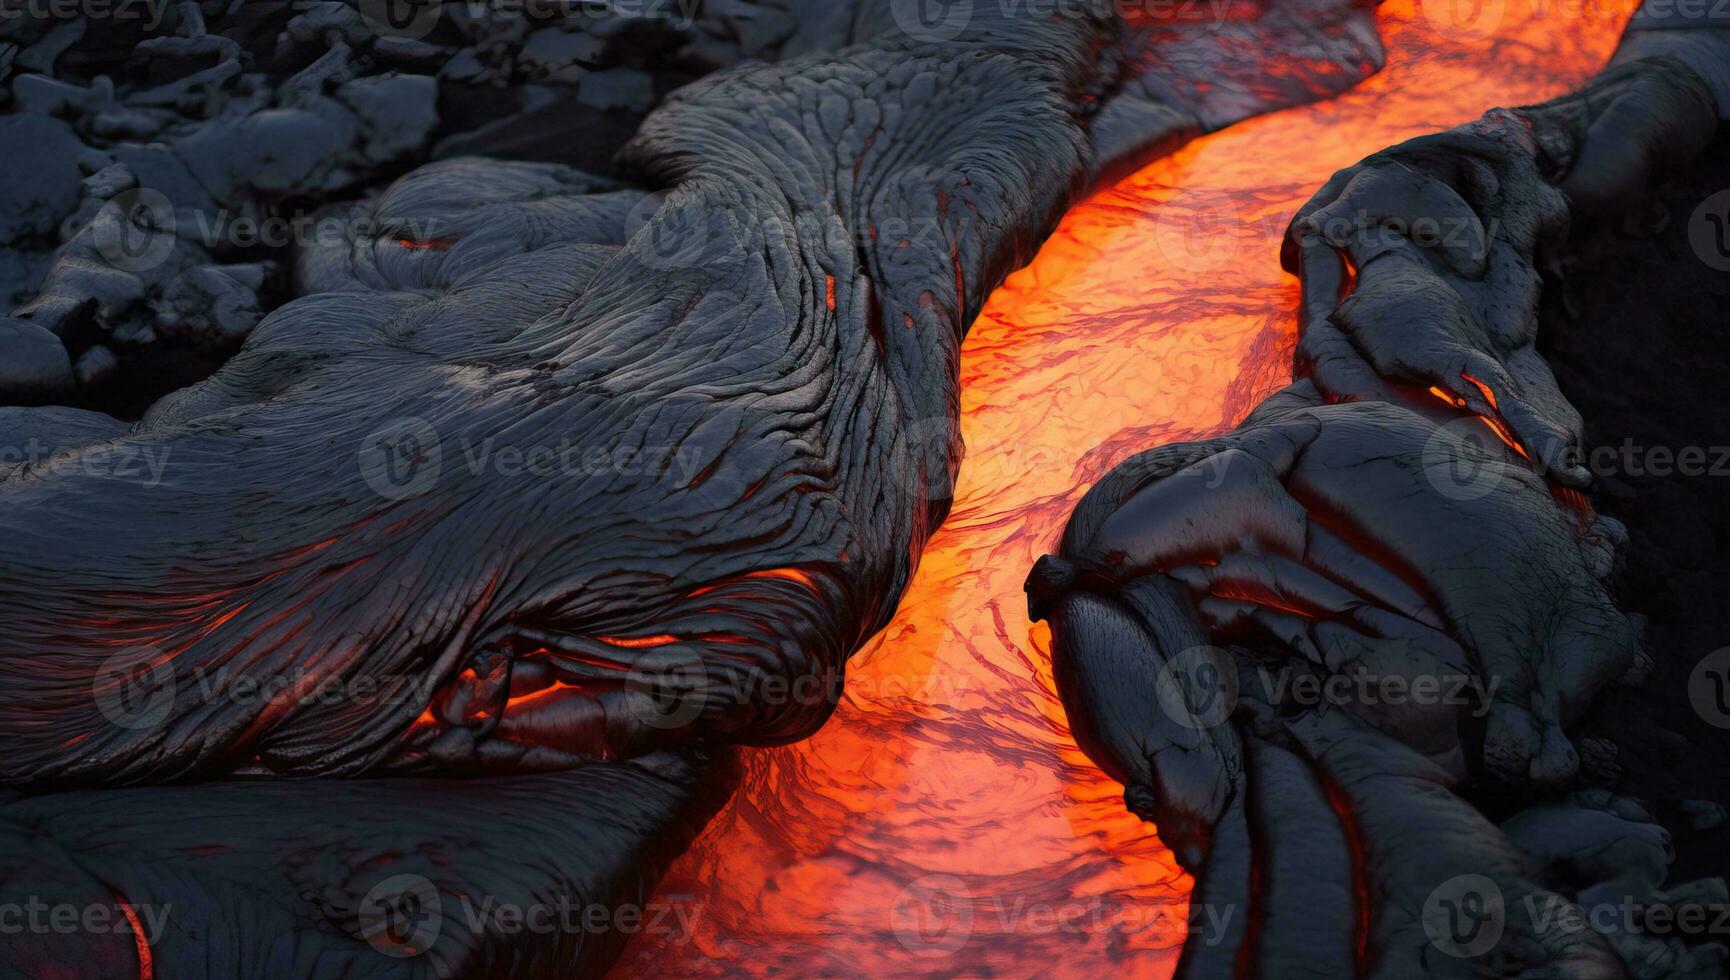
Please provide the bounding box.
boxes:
[117,897,154,980]
[596,633,682,649]
[1428,380,1531,458]
[619,2,1631,975]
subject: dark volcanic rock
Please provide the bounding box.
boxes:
[152,262,272,350]
[0,114,88,244]
[1028,20,1730,977]
[1548,125,1730,883]
[576,66,653,111]
[0,2,1389,977]
[0,316,73,404]
[1,0,1388,789]
[0,749,739,980]
[71,343,117,388]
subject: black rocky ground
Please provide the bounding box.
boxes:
[1545,127,1730,883]
[0,0,798,417]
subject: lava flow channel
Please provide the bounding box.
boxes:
[619,1,1634,976]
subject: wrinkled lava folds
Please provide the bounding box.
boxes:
[620,2,1633,975]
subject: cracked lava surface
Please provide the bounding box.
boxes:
[619,0,1636,975]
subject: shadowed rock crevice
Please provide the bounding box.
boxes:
[1543,125,1730,887]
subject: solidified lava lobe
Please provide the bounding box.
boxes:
[618,1,1633,976]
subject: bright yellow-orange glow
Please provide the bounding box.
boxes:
[742,567,819,589]
[621,3,1630,975]
[595,633,682,648]
[504,681,584,711]
[1484,415,1533,459]
[1428,381,1532,458]
[690,567,821,597]
[1459,373,1529,459]
[118,897,154,980]
[1460,372,1500,411]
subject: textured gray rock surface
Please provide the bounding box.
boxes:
[0,0,789,414]
[0,1,1386,976]
[0,316,73,404]
[1028,19,1730,978]
[0,0,1387,785]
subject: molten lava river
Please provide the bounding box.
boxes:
[621,2,1632,975]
